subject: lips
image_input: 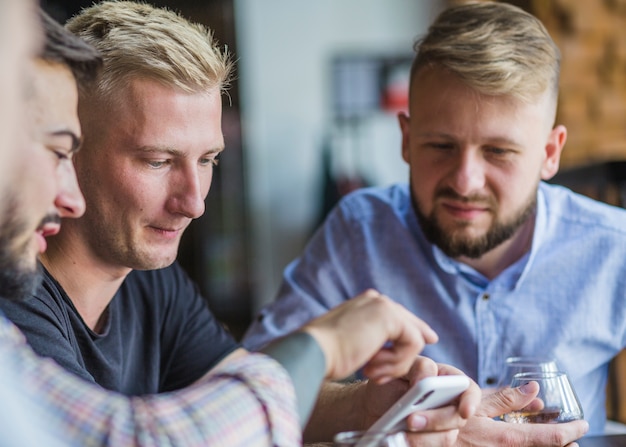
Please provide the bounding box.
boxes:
[148,225,185,240]
[34,218,61,254]
[440,200,490,220]
[35,222,61,253]
[39,222,61,238]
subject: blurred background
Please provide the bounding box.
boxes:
[41,0,626,339]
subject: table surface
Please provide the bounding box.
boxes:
[578,434,626,446]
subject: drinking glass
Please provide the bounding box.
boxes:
[333,430,409,447]
[497,356,559,388]
[502,371,584,423]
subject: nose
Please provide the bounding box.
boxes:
[169,164,209,219]
[55,160,86,218]
[448,148,486,196]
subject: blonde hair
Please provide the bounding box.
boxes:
[412,1,560,103]
[66,1,233,100]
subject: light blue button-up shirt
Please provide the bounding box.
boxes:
[244,182,626,435]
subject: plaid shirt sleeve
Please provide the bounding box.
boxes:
[0,315,301,447]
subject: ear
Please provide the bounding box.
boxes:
[398,111,411,164]
[540,124,567,180]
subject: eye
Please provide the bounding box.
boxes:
[485,146,510,156]
[429,142,455,151]
[147,159,169,169]
[54,151,70,161]
[200,155,219,167]
[47,146,71,161]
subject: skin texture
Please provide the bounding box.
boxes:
[399,66,566,279]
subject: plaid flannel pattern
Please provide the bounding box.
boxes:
[0,315,301,446]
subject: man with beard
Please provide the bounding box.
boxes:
[0,4,486,446]
[243,1,626,444]
[0,16,88,301]
[0,1,63,444]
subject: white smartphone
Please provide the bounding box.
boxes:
[365,375,471,435]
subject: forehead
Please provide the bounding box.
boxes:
[410,66,553,138]
[30,60,80,132]
[109,78,224,151]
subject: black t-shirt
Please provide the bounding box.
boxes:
[0,262,239,395]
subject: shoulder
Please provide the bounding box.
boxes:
[336,183,411,221]
[540,182,626,235]
[0,268,71,323]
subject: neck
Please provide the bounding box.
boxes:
[40,228,130,332]
[457,214,536,280]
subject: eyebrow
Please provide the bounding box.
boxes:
[50,130,82,153]
[418,132,521,147]
[135,145,225,156]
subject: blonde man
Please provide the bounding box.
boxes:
[0,2,482,445]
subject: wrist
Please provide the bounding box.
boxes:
[303,380,368,442]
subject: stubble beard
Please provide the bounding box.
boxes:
[413,186,537,259]
[86,215,180,271]
[0,197,42,301]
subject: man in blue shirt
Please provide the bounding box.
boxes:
[244,1,625,443]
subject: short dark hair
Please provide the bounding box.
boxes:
[39,9,102,86]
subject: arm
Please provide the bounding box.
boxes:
[3,315,302,446]
[3,289,439,446]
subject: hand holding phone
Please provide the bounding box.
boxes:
[363,375,471,438]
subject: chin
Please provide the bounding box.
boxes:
[132,255,177,271]
[0,259,42,301]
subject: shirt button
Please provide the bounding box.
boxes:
[486,377,497,385]
[482,293,490,301]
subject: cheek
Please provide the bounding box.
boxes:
[202,170,213,197]
[409,166,437,213]
[487,167,535,210]
[24,153,58,215]
[410,158,438,193]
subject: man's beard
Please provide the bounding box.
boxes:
[414,186,537,259]
[0,197,44,301]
